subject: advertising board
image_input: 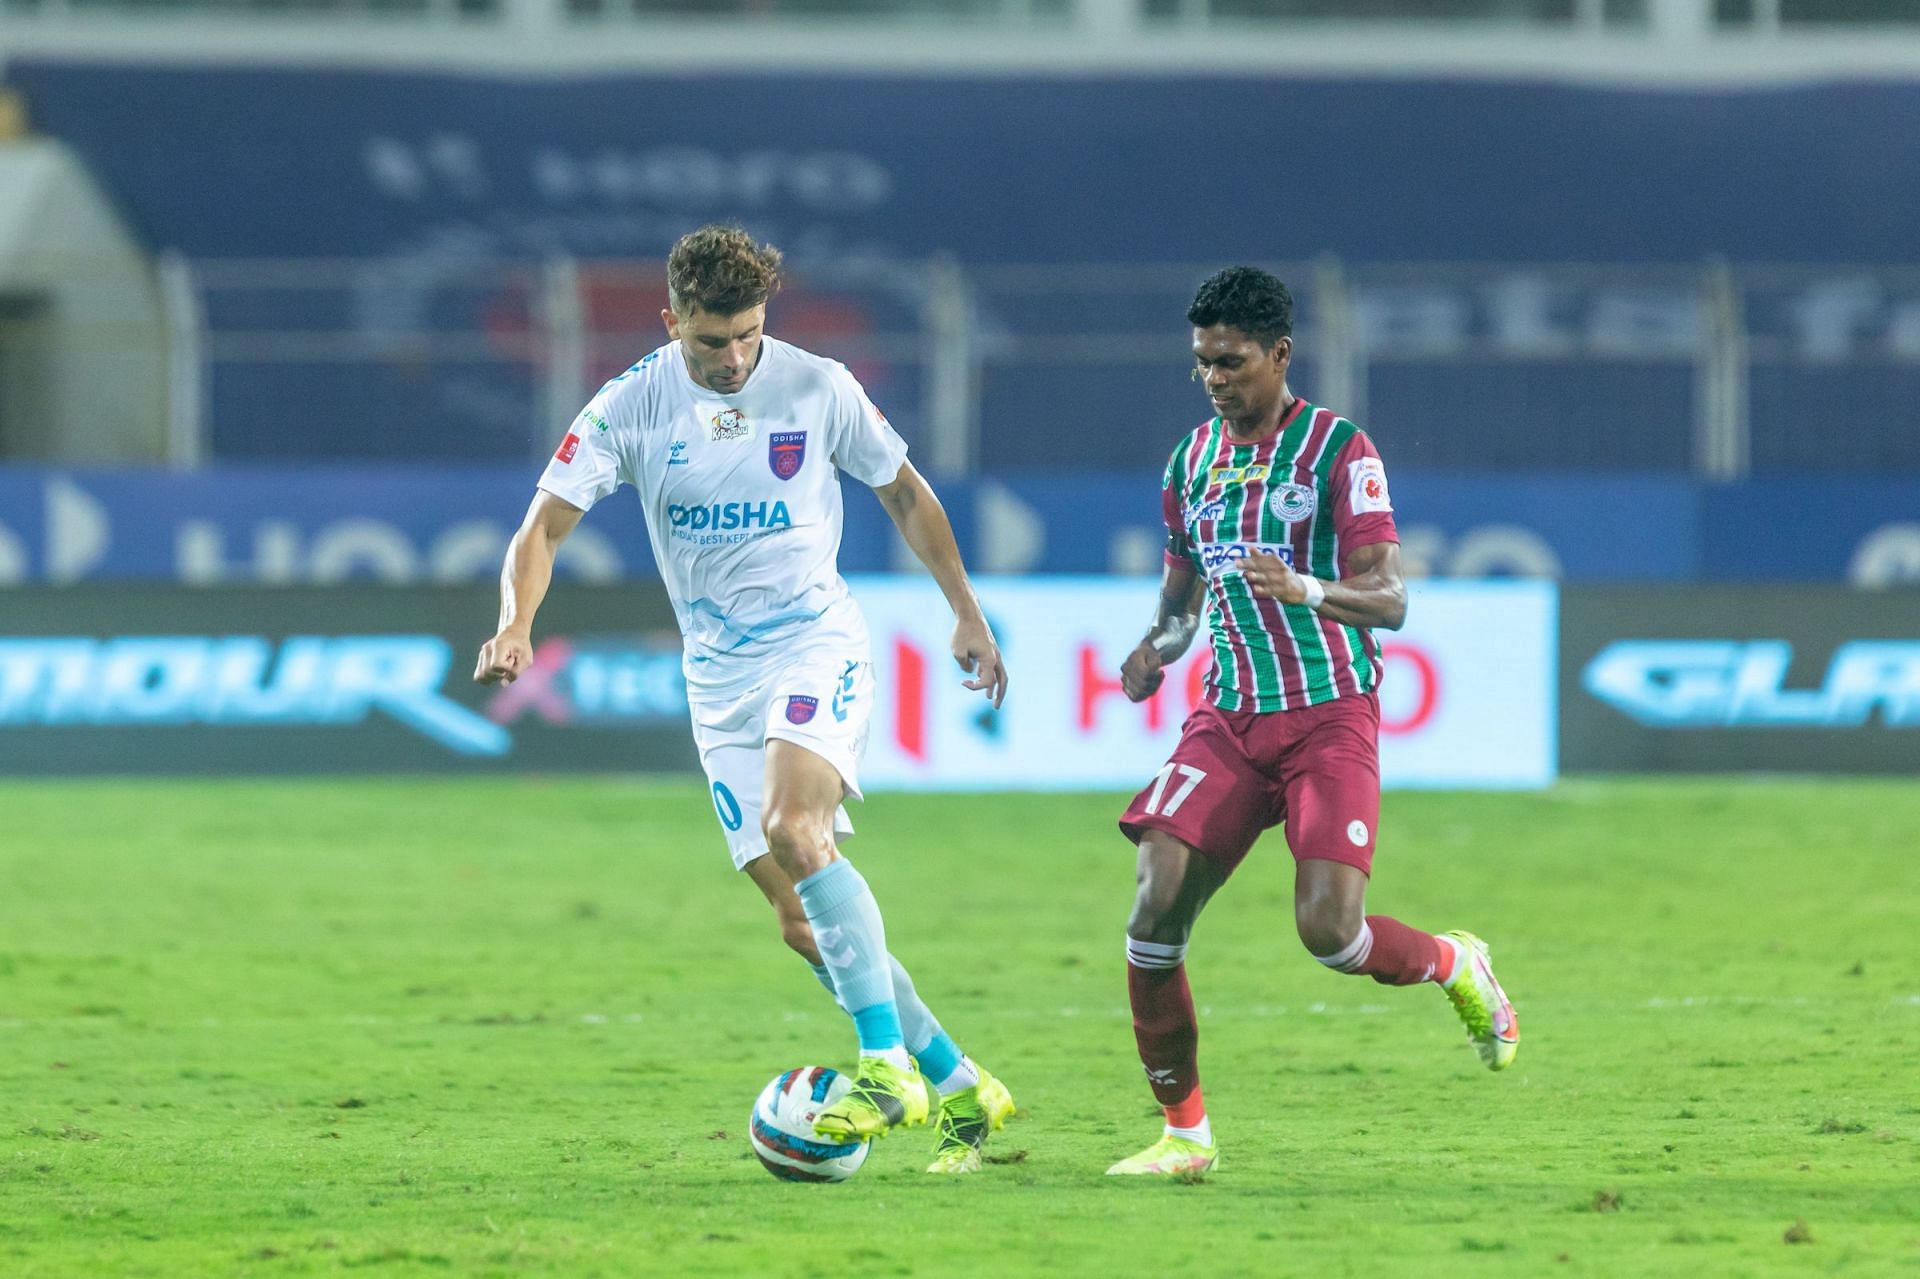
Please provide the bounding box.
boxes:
[0,585,694,776]
[1560,587,1920,773]
[0,578,1554,788]
[853,577,1557,791]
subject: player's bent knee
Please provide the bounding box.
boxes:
[762,809,834,879]
[1294,900,1362,958]
[762,807,827,856]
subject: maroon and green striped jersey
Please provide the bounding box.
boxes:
[1161,399,1399,713]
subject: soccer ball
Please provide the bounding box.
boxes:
[748,1066,871,1183]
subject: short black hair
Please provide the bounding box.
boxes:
[1188,266,1294,348]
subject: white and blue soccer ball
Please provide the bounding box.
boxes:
[749,1066,871,1183]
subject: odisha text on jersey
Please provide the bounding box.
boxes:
[666,501,794,532]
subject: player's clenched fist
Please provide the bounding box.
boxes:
[474,630,534,685]
[1121,641,1165,702]
[1241,549,1306,604]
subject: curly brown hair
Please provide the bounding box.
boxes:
[667,225,784,318]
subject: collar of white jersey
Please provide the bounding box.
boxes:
[674,334,778,399]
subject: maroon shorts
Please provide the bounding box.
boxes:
[1119,693,1381,875]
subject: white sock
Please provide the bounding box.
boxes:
[1314,922,1375,975]
[931,1055,981,1097]
[874,1046,913,1073]
[1438,935,1468,988]
[1165,1117,1213,1146]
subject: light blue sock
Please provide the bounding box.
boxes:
[808,955,969,1085]
[807,962,841,1009]
[793,858,903,1054]
[884,955,967,1085]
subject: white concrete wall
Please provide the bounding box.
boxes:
[0,140,167,462]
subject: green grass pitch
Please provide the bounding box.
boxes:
[2,777,1916,1277]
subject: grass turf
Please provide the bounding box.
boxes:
[1,777,1916,1277]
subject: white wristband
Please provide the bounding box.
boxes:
[1298,574,1327,611]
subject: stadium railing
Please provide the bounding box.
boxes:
[132,255,1920,476]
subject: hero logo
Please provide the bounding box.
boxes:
[0,636,509,754]
[1199,542,1293,575]
[667,501,792,532]
[1584,640,1920,726]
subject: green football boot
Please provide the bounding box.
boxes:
[925,1068,1016,1174]
[1105,1133,1218,1177]
[1441,930,1520,1071]
[812,1057,930,1140]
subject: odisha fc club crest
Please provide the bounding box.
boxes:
[1269,482,1317,523]
[785,695,818,725]
[769,431,807,481]
[709,408,749,441]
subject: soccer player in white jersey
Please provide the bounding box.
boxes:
[474,227,1014,1169]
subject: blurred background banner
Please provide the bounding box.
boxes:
[4,57,1920,489]
[0,1,1917,782]
[0,584,694,775]
[1561,586,1920,774]
[857,577,1556,791]
[5,466,1917,585]
[0,577,1556,786]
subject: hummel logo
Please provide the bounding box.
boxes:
[1144,1067,1179,1085]
[668,439,689,465]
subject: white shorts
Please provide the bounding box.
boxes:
[688,651,874,871]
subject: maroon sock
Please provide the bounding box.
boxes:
[1353,915,1451,986]
[1127,960,1200,1108]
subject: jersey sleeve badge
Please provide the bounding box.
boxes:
[1348,457,1392,514]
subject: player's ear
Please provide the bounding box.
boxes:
[1270,335,1292,367]
[661,308,680,340]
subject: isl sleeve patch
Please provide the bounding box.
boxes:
[1347,456,1392,514]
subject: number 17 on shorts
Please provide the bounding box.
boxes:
[1141,763,1208,817]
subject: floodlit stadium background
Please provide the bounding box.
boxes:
[5,2,1919,784]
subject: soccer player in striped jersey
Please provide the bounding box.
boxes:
[1106,267,1519,1178]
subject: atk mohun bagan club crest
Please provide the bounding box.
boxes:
[784,695,818,725]
[1269,482,1317,523]
[769,431,807,481]
[709,408,749,441]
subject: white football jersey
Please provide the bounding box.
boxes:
[536,336,909,695]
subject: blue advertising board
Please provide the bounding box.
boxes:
[3,463,1914,586]
[1698,478,1920,585]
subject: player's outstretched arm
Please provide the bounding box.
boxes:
[1121,560,1203,702]
[871,461,1007,708]
[1242,541,1407,631]
[474,491,585,685]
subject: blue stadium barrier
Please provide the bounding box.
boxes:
[1,465,1913,586]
